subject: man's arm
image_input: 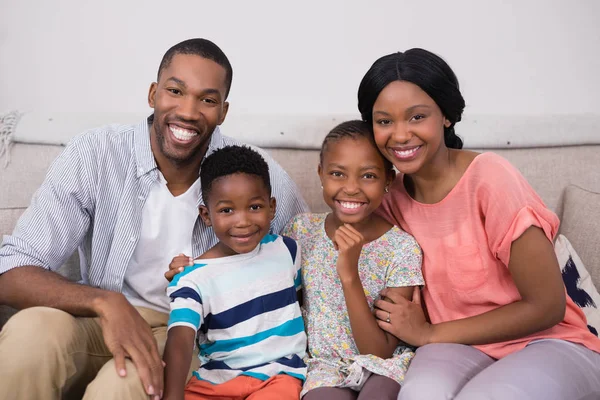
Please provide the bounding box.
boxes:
[0,139,164,399]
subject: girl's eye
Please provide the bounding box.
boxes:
[363,173,377,179]
[249,205,262,211]
[218,208,233,214]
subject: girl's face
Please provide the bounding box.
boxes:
[372,80,451,176]
[318,136,393,226]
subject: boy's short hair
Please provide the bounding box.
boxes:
[201,145,271,204]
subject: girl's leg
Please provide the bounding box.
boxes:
[397,343,494,400]
[302,387,357,400]
[357,374,400,400]
[455,339,600,400]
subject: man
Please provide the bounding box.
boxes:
[0,38,308,400]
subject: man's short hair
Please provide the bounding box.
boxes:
[201,145,271,204]
[157,38,233,98]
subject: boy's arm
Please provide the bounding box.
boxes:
[163,326,196,400]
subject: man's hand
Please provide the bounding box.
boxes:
[333,224,364,282]
[165,254,194,282]
[95,292,164,399]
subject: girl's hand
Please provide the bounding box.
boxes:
[374,286,434,347]
[165,253,194,282]
[333,224,364,281]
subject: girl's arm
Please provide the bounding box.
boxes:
[335,224,409,358]
[163,326,196,400]
[375,226,566,346]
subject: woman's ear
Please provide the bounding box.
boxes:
[444,118,452,128]
[199,205,211,227]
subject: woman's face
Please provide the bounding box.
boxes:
[371,80,451,176]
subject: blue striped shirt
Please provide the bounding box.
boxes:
[167,234,307,383]
[0,119,309,293]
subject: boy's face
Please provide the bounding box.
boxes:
[200,173,276,256]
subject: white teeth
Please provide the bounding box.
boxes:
[394,146,420,158]
[339,201,363,209]
[170,125,197,141]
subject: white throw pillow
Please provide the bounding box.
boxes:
[555,234,600,336]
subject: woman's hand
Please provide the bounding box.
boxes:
[374,286,434,347]
[165,254,194,282]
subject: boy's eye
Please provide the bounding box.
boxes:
[249,204,262,211]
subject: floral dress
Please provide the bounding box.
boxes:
[283,213,424,396]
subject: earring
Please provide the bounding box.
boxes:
[384,186,389,193]
[320,185,323,189]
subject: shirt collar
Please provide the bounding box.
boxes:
[134,117,225,178]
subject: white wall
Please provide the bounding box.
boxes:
[1,0,599,123]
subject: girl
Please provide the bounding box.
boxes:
[283,120,424,400]
[357,49,600,399]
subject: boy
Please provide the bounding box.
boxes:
[163,145,306,400]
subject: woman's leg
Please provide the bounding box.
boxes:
[302,387,357,400]
[357,374,400,400]
[455,339,600,400]
[397,343,494,400]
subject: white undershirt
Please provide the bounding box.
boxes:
[122,171,200,313]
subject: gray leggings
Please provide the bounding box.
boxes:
[398,340,600,400]
[303,374,400,400]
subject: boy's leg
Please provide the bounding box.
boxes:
[0,306,112,400]
[83,307,170,400]
[302,387,356,400]
[455,339,600,400]
[397,343,494,400]
[246,374,303,400]
[357,374,400,400]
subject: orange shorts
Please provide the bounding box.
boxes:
[185,374,303,400]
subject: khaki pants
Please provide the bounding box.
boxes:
[0,306,199,400]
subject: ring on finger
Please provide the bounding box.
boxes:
[386,311,391,323]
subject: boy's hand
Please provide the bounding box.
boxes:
[333,224,364,281]
[165,254,194,282]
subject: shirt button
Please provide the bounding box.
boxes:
[129,236,136,242]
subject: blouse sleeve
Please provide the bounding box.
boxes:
[477,154,559,267]
[385,232,424,288]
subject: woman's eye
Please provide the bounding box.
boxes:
[376,119,391,125]
[330,171,343,177]
[411,114,425,121]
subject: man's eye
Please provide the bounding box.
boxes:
[167,88,182,95]
[203,98,218,104]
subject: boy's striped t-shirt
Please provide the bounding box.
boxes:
[167,234,307,384]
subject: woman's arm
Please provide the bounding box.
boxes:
[375,226,566,346]
[163,326,196,400]
[335,224,407,358]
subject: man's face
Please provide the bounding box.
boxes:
[148,54,229,166]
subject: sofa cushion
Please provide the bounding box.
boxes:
[559,185,600,290]
[556,235,600,336]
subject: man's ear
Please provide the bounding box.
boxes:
[148,82,158,108]
[199,205,211,226]
[218,101,229,125]
[269,197,277,221]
